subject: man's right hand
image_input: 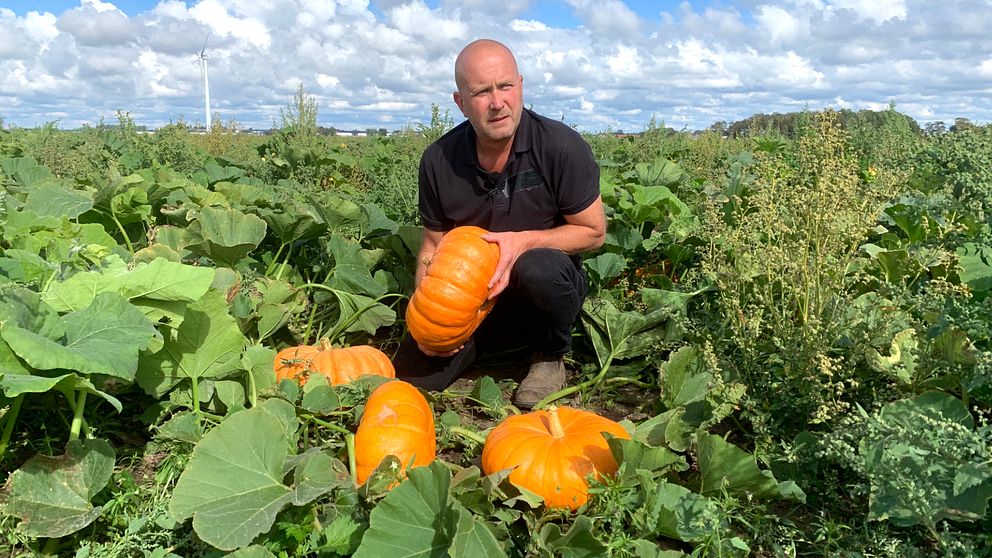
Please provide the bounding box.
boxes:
[417,342,462,358]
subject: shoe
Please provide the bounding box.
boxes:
[513,353,567,409]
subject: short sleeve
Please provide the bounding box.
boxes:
[418,146,445,231]
[553,132,600,216]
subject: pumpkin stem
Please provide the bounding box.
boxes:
[546,406,565,438]
[318,338,334,351]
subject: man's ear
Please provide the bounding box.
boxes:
[453,91,465,115]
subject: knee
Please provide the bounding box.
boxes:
[512,249,573,285]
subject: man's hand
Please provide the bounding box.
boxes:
[417,342,462,358]
[482,230,532,298]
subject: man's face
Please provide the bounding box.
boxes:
[453,49,523,145]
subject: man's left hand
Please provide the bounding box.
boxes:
[482,231,530,299]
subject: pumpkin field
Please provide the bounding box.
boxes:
[0,108,990,557]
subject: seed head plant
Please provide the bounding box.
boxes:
[702,110,906,438]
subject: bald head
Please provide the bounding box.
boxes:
[454,39,519,91]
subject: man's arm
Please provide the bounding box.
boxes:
[483,196,606,298]
[414,228,445,288]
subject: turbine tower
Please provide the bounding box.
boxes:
[196,34,212,132]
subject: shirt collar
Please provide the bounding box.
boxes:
[461,108,534,170]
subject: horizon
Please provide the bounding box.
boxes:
[1,0,990,132]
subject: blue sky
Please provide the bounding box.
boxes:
[1,0,990,131]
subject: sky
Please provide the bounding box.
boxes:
[1,0,991,133]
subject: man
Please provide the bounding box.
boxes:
[396,39,605,408]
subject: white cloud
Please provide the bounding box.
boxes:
[511,19,548,32]
[2,0,992,131]
[755,5,804,44]
[189,0,272,50]
[827,0,907,24]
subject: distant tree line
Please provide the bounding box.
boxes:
[708,107,982,139]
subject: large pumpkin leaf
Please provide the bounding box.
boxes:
[22,183,94,219]
[697,433,805,502]
[169,399,337,551]
[42,257,215,313]
[861,391,992,527]
[6,439,115,538]
[353,461,506,558]
[1,291,159,381]
[185,207,267,268]
[536,515,607,558]
[136,289,247,398]
[324,234,387,298]
[956,242,992,294]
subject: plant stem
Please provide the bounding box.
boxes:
[103,208,134,255]
[534,349,617,410]
[346,433,357,488]
[304,414,352,436]
[603,376,652,389]
[68,390,87,442]
[265,242,287,277]
[0,394,25,459]
[447,425,487,445]
[275,241,294,281]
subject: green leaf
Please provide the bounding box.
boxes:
[865,329,918,384]
[226,546,277,558]
[326,288,396,337]
[641,481,721,543]
[635,158,684,187]
[186,207,267,268]
[136,289,247,398]
[956,242,992,294]
[353,461,507,558]
[0,372,122,412]
[697,433,805,502]
[584,252,626,288]
[580,297,670,367]
[537,515,607,558]
[169,399,302,551]
[43,257,215,313]
[325,235,388,298]
[7,439,115,538]
[255,197,327,245]
[659,346,712,409]
[609,437,685,482]
[22,183,94,218]
[1,292,159,381]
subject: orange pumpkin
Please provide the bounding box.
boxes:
[354,380,436,485]
[481,406,630,510]
[273,339,395,386]
[405,226,500,353]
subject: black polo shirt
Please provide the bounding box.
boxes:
[418,108,600,235]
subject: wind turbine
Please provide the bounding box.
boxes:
[195,34,212,132]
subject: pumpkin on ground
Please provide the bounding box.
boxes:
[273,339,394,386]
[405,226,500,353]
[481,406,630,510]
[354,380,436,485]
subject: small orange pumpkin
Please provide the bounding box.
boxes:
[273,339,395,386]
[354,380,436,485]
[405,226,500,353]
[481,406,630,510]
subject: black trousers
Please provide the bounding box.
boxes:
[395,248,588,391]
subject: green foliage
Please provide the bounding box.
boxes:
[816,392,992,551]
[700,110,904,436]
[417,102,455,144]
[280,83,319,140]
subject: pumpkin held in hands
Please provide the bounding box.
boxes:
[354,380,436,485]
[273,339,395,386]
[405,226,500,353]
[481,406,630,510]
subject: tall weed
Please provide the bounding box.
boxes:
[702,111,905,436]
